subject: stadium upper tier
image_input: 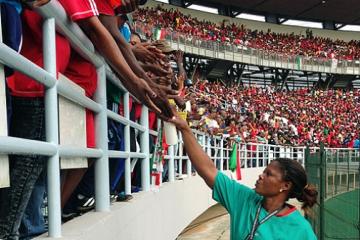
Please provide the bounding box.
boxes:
[136,3,360,61]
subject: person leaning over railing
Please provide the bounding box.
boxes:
[169,110,319,240]
[57,0,182,209]
[0,1,39,239]
[0,1,68,240]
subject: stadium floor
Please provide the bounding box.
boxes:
[176,204,230,240]
[324,189,360,240]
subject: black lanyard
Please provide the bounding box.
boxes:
[245,204,284,240]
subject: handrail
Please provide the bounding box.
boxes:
[36,0,103,67]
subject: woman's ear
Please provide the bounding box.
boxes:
[282,181,292,192]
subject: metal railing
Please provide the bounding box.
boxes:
[0,1,231,237]
[135,22,360,75]
[0,2,359,238]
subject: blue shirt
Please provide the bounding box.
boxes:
[119,23,131,43]
[0,0,21,13]
[353,139,360,148]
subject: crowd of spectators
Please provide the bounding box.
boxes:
[185,80,360,148]
[1,1,360,239]
[135,5,360,61]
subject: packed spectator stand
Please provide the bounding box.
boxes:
[0,0,359,239]
[135,5,360,61]
[185,81,360,148]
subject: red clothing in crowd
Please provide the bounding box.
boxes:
[7,0,123,147]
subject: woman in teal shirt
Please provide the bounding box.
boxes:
[169,112,318,240]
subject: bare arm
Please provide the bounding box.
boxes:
[169,113,218,188]
[77,16,162,114]
[99,15,149,81]
[95,15,178,118]
[78,17,138,85]
[174,50,186,91]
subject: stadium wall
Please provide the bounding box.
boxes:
[145,0,360,42]
[37,169,265,240]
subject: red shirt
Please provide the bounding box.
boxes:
[9,7,99,147]
[59,0,118,20]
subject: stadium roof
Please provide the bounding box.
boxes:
[184,0,360,28]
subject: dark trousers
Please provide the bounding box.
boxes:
[0,97,46,240]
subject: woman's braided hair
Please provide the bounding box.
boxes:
[274,158,318,215]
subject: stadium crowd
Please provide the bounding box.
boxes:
[0,0,359,239]
[135,5,360,60]
[185,81,360,148]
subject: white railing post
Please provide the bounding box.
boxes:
[185,132,192,176]
[0,8,10,190]
[140,106,150,191]
[202,134,206,151]
[178,131,183,177]
[244,143,248,168]
[43,18,61,237]
[168,145,175,182]
[94,65,110,211]
[220,138,224,171]
[124,92,131,195]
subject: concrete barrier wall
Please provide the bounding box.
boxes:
[38,169,264,240]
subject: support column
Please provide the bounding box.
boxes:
[94,66,110,211]
[43,18,61,237]
[140,106,150,191]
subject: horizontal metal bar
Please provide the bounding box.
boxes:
[57,78,102,113]
[0,136,57,156]
[163,155,189,160]
[108,150,146,159]
[0,43,56,88]
[106,110,146,132]
[149,129,158,137]
[58,146,103,158]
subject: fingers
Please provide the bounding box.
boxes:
[144,94,162,115]
[150,93,173,118]
[161,87,179,96]
[167,95,185,109]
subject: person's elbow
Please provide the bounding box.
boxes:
[201,165,218,189]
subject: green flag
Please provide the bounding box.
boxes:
[229,143,237,172]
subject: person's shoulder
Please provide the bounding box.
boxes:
[287,210,317,239]
[215,172,258,198]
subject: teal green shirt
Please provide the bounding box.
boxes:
[213,172,317,240]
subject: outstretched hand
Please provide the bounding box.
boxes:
[119,0,139,13]
[128,78,163,116]
[168,106,190,132]
[143,63,171,77]
[174,50,184,64]
[145,81,175,119]
[132,43,165,63]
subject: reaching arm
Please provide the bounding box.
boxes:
[174,50,186,91]
[99,15,150,81]
[95,15,178,118]
[78,17,138,85]
[169,112,218,188]
[77,16,163,115]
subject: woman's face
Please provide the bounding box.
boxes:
[254,161,289,197]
